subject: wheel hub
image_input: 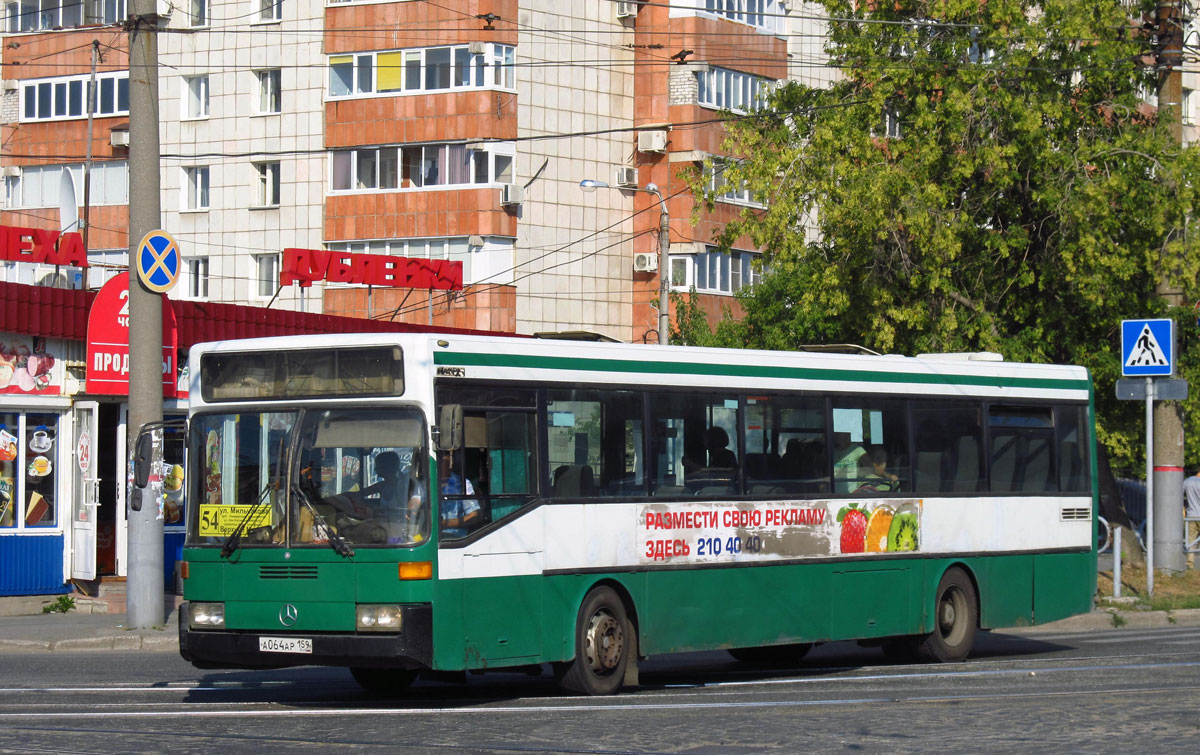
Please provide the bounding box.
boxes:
[585,610,624,675]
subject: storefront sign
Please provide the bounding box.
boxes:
[0,224,88,268]
[280,247,463,290]
[77,430,91,476]
[85,272,179,397]
[0,336,63,395]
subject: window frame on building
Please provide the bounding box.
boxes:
[695,66,772,114]
[186,256,210,299]
[328,142,516,193]
[253,253,279,300]
[324,235,517,286]
[669,247,762,296]
[189,0,207,27]
[257,0,281,22]
[327,43,516,99]
[182,166,211,211]
[19,71,129,123]
[182,75,210,120]
[255,68,282,114]
[3,161,129,209]
[696,0,785,35]
[4,0,126,32]
[253,161,281,208]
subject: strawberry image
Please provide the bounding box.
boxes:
[837,504,868,554]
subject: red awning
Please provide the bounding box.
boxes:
[0,280,501,348]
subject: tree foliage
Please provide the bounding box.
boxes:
[682,0,1200,471]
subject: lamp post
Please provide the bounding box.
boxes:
[580,179,670,345]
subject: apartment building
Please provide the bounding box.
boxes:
[2,0,835,341]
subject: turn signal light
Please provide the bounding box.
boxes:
[180,561,190,580]
[398,561,432,580]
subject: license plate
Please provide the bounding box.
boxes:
[259,636,312,654]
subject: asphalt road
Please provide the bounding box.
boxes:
[1,626,1198,753]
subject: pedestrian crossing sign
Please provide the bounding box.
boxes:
[1121,318,1174,377]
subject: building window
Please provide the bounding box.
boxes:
[877,101,902,139]
[696,67,772,113]
[183,166,210,210]
[2,0,124,32]
[324,235,519,286]
[706,159,762,207]
[258,0,280,22]
[330,142,515,192]
[3,162,128,208]
[183,75,209,119]
[254,253,278,299]
[254,161,281,207]
[187,257,209,299]
[1183,87,1196,126]
[189,0,206,26]
[20,72,128,123]
[699,0,784,34]
[327,43,516,98]
[0,412,60,530]
[670,248,762,295]
[256,69,281,113]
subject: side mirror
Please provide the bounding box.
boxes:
[436,404,463,451]
[133,430,154,488]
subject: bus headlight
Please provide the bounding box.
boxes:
[189,602,225,629]
[356,604,403,632]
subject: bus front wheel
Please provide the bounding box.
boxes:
[558,586,630,695]
[350,666,419,694]
[915,568,977,662]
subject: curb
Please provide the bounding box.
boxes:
[0,634,177,653]
[1004,607,1200,634]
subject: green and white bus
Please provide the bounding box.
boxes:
[177,333,1096,695]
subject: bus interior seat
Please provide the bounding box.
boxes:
[553,465,594,497]
[653,485,688,498]
[744,453,780,481]
[916,450,942,492]
[952,435,982,492]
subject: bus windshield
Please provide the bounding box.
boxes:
[187,407,430,548]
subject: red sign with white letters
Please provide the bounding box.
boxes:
[0,224,88,267]
[280,247,463,290]
[85,272,178,397]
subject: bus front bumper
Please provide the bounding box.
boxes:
[178,602,433,670]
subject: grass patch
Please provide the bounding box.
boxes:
[1110,612,1127,628]
[1097,561,1200,610]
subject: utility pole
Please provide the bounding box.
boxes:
[125,0,165,628]
[1153,0,1187,574]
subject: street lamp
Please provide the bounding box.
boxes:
[580,179,671,345]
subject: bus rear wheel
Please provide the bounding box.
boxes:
[558,586,630,696]
[728,643,813,666]
[350,666,419,694]
[915,568,977,662]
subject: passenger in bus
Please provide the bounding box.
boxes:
[683,426,737,487]
[439,451,481,538]
[833,432,867,493]
[855,446,900,493]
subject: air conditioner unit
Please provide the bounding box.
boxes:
[468,41,487,55]
[633,252,657,273]
[615,166,638,188]
[110,130,130,148]
[2,166,20,177]
[468,235,485,246]
[637,130,668,153]
[616,1,640,19]
[500,184,524,206]
[1,80,18,92]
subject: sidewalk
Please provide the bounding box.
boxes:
[2,599,1199,653]
[0,598,179,652]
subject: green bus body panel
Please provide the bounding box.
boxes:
[1034,552,1096,624]
[978,555,1034,628]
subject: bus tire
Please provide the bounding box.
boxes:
[558,586,630,696]
[728,643,813,666]
[915,568,977,663]
[349,666,419,694]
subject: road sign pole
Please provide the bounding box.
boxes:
[1146,377,1154,597]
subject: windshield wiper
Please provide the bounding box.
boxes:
[220,480,277,558]
[294,487,355,558]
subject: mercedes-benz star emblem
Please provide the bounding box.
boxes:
[279,603,298,627]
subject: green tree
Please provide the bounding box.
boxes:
[685,0,1200,471]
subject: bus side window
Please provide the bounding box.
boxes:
[988,406,1056,493]
[912,402,983,494]
[546,389,644,498]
